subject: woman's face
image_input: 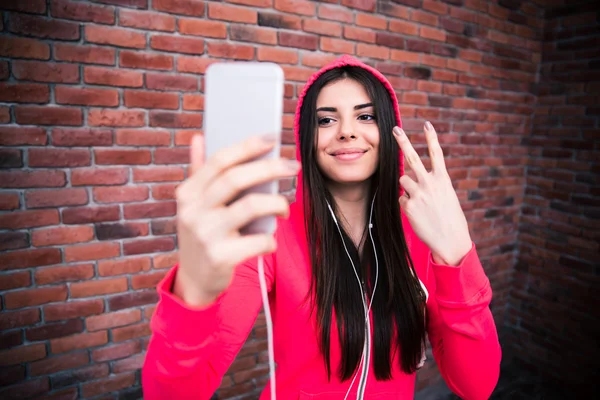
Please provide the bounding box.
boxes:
[315,78,380,186]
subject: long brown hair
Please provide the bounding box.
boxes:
[299,66,427,381]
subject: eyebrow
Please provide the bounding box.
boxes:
[316,103,374,112]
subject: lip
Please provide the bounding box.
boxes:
[330,148,367,156]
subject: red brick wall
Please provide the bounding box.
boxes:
[0,0,594,399]
[507,1,599,397]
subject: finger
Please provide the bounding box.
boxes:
[225,193,290,232]
[199,134,280,190]
[424,121,446,174]
[392,127,428,181]
[399,174,418,198]
[398,193,409,211]
[190,134,205,176]
[204,157,299,208]
[215,234,277,267]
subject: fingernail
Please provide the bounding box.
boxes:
[393,126,403,136]
[425,121,433,130]
[262,134,278,143]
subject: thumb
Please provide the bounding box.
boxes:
[189,134,205,176]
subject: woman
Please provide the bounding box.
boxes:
[142,55,501,399]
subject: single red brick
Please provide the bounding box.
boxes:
[151,217,176,236]
[87,309,142,332]
[28,148,90,168]
[176,56,217,74]
[0,330,23,351]
[150,111,202,128]
[51,331,108,353]
[0,127,47,146]
[174,130,202,146]
[123,201,176,219]
[274,0,315,15]
[119,9,175,31]
[227,0,272,6]
[0,36,50,60]
[207,42,255,60]
[55,86,118,107]
[51,0,115,24]
[282,66,316,82]
[0,231,29,251]
[0,61,8,80]
[54,43,115,65]
[98,256,151,276]
[0,0,46,13]
[256,47,298,64]
[344,26,376,43]
[0,106,9,122]
[93,186,150,203]
[9,13,80,40]
[0,270,31,291]
[112,322,151,343]
[357,43,389,60]
[146,73,198,91]
[29,351,89,376]
[356,12,387,29]
[0,248,61,271]
[301,53,338,68]
[133,167,184,182]
[181,94,204,111]
[12,60,79,83]
[123,91,179,110]
[154,148,189,165]
[15,106,82,126]
[0,170,65,189]
[0,309,40,331]
[71,277,128,298]
[52,128,112,146]
[209,3,257,23]
[152,252,178,269]
[303,19,341,37]
[342,0,376,11]
[71,168,126,186]
[412,9,439,26]
[4,285,68,309]
[279,31,318,50]
[62,205,121,224]
[85,25,146,48]
[108,290,158,311]
[153,0,205,16]
[230,25,277,45]
[112,353,145,373]
[119,50,173,71]
[0,210,59,229]
[320,37,354,54]
[131,270,168,290]
[178,18,227,38]
[0,83,49,103]
[123,236,175,255]
[84,66,143,87]
[150,34,205,55]
[26,319,84,342]
[151,183,177,200]
[35,264,94,285]
[32,225,93,247]
[91,340,141,362]
[88,109,145,128]
[64,242,120,263]
[25,188,88,209]
[0,343,46,367]
[44,299,104,322]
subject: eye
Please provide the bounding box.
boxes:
[358,114,376,121]
[318,117,335,126]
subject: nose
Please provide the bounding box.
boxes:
[338,119,357,141]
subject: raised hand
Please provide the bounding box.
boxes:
[393,122,472,266]
[174,134,300,306]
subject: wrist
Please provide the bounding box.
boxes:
[432,239,472,266]
[172,269,219,308]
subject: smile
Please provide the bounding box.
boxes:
[331,148,367,161]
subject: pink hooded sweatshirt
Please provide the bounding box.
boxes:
[142,55,501,399]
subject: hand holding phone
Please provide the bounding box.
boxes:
[173,62,297,306]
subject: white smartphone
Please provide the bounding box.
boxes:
[204,62,284,236]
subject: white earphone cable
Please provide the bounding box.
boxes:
[257,254,276,399]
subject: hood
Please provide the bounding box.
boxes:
[292,55,405,204]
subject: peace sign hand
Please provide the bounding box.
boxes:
[393,122,472,266]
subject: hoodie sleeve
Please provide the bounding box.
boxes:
[424,242,502,400]
[142,253,274,400]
